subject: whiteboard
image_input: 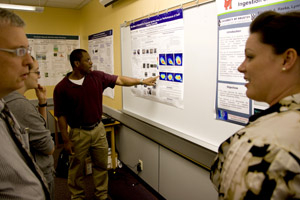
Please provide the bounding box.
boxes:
[121,1,242,152]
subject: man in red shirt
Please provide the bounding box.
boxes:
[54,49,157,200]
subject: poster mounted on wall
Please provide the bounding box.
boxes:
[88,30,115,99]
[27,34,79,86]
[130,9,184,109]
[215,0,300,125]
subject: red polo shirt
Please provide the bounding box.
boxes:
[54,71,118,128]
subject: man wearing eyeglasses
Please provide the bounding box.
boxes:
[4,57,55,199]
[0,8,50,200]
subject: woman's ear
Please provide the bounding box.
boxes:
[282,48,298,71]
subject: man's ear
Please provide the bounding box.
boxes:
[74,60,80,68]
[282,48,298,70]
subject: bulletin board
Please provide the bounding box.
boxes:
[120,1,242,152]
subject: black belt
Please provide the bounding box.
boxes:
[77,120,101,131]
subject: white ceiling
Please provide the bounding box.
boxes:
[0,0,91,9]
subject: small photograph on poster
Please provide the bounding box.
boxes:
[167,73,174,82]
[160,72,167,81]
[174,73,183,83]
[174,53,183,66]
[159,54,167,65]
[166,54,174,66]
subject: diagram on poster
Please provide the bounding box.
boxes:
[130,9,184,109]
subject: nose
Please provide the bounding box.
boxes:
[238,59,246,73]
[23,53,33,69]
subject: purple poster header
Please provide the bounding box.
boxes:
[88,29,113,40]
[130,9,183,31]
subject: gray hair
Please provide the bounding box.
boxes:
[0,8,25,27]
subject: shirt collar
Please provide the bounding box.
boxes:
[0,99,5,113]
[248,93,300,123]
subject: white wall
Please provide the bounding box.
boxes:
[116,125,218,200]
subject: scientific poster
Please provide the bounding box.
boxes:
[88,30,114,99]
[130,9,184,109]
[215,0,300,125]
[27,34,79,86]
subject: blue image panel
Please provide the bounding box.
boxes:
[174,73,183,83]
[174,53,183,66]
[166,54,174,66]
[160,72,167,81]
[159,54,166,65]
[217,110,228,121]
[167,73,174,81]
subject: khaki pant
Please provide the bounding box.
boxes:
[68,122,108,200]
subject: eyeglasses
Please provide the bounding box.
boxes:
[29,71,41,75]
[0,47,32,57]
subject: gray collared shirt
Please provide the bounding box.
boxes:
[0,99,45,200]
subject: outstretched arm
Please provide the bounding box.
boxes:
[115,75,159,86]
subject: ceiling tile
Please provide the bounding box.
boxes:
[0,0,90,9]
[10,0,46,6]
[45,2,78,9]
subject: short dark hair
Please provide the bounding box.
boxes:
[69,49,87,68]
[0,8,25,27]
[250,11,300,55]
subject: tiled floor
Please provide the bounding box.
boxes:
[54,148,165,200]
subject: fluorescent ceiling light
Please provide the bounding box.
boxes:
[0,3,44,12]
